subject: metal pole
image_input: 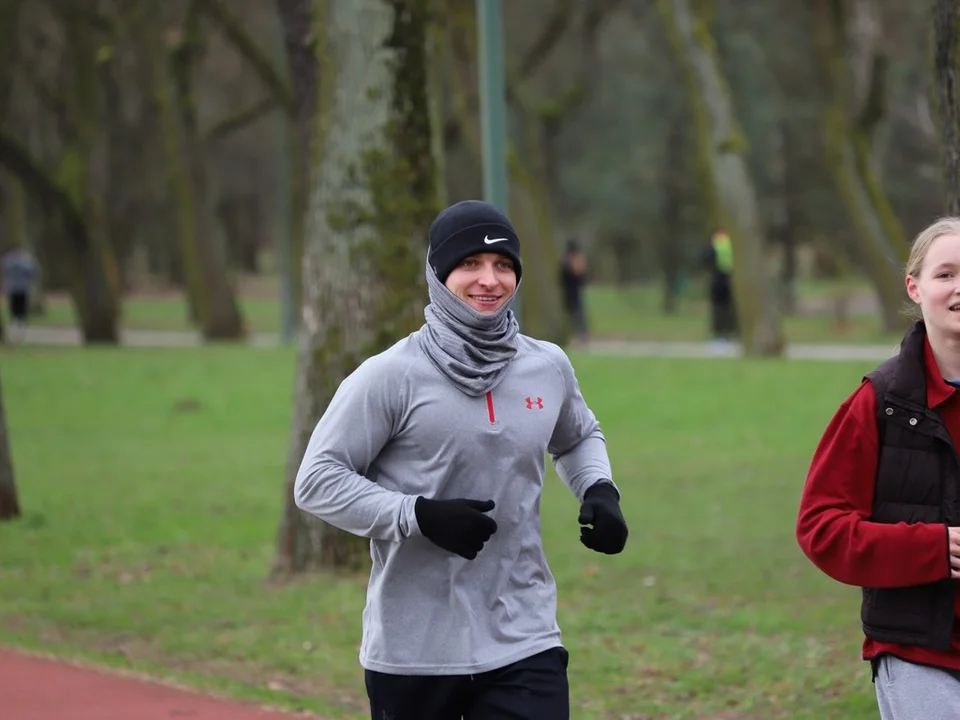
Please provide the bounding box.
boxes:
[476,0,520,321]
[271,9,296,346]
[276,117,296,345]
[476,0,507,211]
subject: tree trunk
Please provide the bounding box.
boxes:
[0,0,19,345]
[933,0,960,213]
[658,0,786,356]
[809,0,907,332]
[507,148,567,344]
[220,196,262,274]
[0,0,19,110]
[2,1,119,342]
[173,3,246,340]
[240,196,262,273]
[273,0,321,575]
[444,6,569,343]
[99,61,141,291]
[659,117,685,315]
[1,174,29,245]
[241,198,261,274]
[0,371,21,521]
[0,141,119,345]
[276,0,316,326]
[273,0,440,576]
[61,14,122,344]
[130,36,178,292]
[777,121,801,315]
[507,3,619,340]
[145,0,246,340]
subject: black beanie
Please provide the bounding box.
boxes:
[427,200,522,283]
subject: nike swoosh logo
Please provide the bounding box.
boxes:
[483,236,509,244]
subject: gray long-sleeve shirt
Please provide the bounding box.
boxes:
[294,329,614,675]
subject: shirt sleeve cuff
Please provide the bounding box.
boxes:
[584,479,620,501]
[399,494,422,538]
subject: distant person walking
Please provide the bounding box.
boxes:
[559,240,589,345]
[700,228,737,348]
[1,246,38,343]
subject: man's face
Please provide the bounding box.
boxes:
[444,253,517,314]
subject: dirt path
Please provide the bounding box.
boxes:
[0,647,321,720]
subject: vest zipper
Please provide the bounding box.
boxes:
[485,391,496,424]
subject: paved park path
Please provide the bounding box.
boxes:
[15,325,899,362]
[0,647,321,720]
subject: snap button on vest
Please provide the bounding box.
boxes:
[885,407,894,415]
[909,417,918,425]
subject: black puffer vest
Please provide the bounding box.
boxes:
[863,321,959,650]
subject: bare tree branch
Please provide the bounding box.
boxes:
[37,0,114,34]
[916,90,937,140]
[0,125,90,255]
[520,0,624,128]
[15,53,69,128]
[203,96,278,142]
[195,0,294,114]
[517,0,575,80]
[854,52,887,138]
[585,0,627,33]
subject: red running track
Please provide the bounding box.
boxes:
[0,648,322,720]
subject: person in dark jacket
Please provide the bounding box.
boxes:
[796,217,960,719]
[1,246,38,343]
[559,240,589,345]
[700,229,737,347]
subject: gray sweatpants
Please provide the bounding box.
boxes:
[875,655,960,719]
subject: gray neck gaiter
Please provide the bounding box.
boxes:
[418,260,520,396]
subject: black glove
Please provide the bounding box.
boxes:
[414,497,498,560]
[578,482,628,555]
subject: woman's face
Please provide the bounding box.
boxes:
[907,233,960,337]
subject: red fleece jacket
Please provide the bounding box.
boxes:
[796,337,960,669]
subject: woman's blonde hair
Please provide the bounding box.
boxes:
[905,217,960,278]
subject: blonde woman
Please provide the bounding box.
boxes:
[797,217,960,718]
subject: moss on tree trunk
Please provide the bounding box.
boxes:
[0,1,19,342]
[809,0,908,333]
[274,0,440,576]
[145,0,246,340]
[933,0,960,214]
[658,0,785,356]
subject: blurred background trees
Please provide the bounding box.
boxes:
[2,0,959,565]
[1,0,950,348]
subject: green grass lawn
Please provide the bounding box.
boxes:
[585,284,901,345]
[0,345,882,719]
[23,276,904,347]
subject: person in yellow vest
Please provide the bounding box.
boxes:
[701,229,737,346]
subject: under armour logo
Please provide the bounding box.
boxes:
[525,396,544,410]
